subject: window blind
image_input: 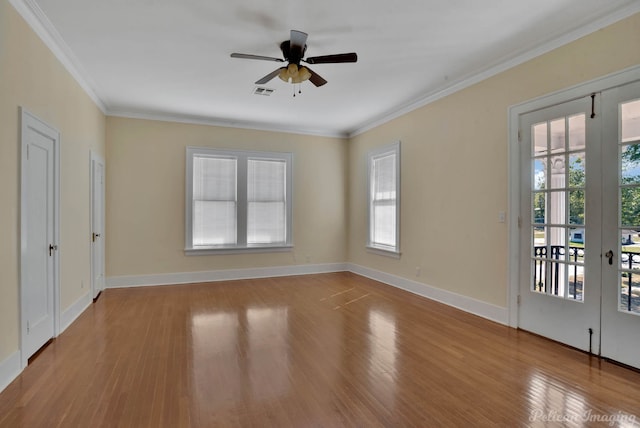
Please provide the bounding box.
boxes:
[371,152,397,248]
[247,159,286,244]
[192,156,237,246]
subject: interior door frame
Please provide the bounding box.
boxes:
[90,150,105,300]
[508,64,640,328]
[20,107,61,368]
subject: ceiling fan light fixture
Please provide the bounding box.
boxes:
[278,63,312,84]
[295,66,312,83]
[232,29,357,88]
[278,68,290,83]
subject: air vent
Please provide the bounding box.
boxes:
[254,87,275,96]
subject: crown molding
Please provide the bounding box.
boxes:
[8,0,107,113]
[107,109,349,139]
[9,0,640,138]
[348,2,640,137]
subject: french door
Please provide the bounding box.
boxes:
[519,79,640,369]
[600,80,640,369]
[519,96,602,353]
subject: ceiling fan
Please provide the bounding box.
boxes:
[230,30,358,87]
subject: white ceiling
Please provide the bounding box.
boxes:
[16,0,640,136]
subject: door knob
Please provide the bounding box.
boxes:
[605,250,614,265]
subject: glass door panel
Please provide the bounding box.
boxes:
[519,97,601,352]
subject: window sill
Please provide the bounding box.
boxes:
[185,245,293,256]
[366,246,401,259]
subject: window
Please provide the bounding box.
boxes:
[367,141,400,255]
[186,147,292,253]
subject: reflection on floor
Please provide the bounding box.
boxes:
[0,272,639,427]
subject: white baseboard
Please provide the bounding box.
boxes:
[106,263,349,288]
[0,351,21,394]
[60,291,92,333]
[4,263,507,395]
[0,293,92,395]
[347,263,509,325]
[106,263,508,324]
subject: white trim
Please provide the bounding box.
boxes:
[12,2,639,139]
[90,151,106,300]
[507,107,520,328]
[106,263,349,288]
[185,246,293,256]
[507,64,640,329]
[0,351,21,394]
[20,108,61,369]
[367,141,401,254]
[365,246,401,259]
[60,292,93,332]
[108,111,348,139]
[1,291,92,395]
[348,263,509,325]
[185,147,293,252]
[348,3,640,137]
[8,0,107,113]
[106,263,508,325]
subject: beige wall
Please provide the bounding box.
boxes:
[348,13,640,307]
[105,117,348,277]
[0,0,106,363]
[1,0,638,368]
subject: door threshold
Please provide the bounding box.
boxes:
[602,357,640,375]
[27,338,54,365]
[93,290,102,303]
[519,328,640,374]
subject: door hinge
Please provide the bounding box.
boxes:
[517,216,522,228]
[26,144,29,160]
[27,320,30,333]
[517,129,522,142]
[517,295,521,305]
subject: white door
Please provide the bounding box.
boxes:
[90,152,105,299]
[600,80,640,368]
[519,96,602,352]
[21,110,59,364]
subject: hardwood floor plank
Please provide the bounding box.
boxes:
[1,272,639,427]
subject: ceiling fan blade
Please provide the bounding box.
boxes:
[255,67,285,84]
[305,53,358,64]
[305,67,327,87]
[289,30,308,63]
[231,53,284,62]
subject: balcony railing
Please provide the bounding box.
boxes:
[533,246,584,300]
[533,246,638,311]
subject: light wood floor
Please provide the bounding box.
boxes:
[1,272,640,427]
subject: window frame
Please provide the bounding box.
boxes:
[185,146,293,255]
[367,141,401,257]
